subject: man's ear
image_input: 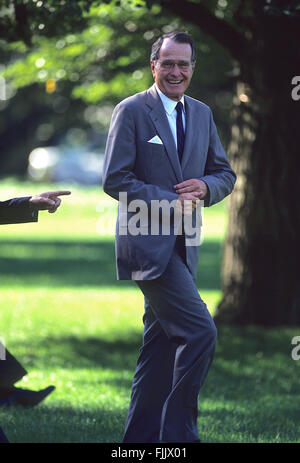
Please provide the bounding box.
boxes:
[150,60,156,76]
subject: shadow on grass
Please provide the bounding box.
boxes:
[0,239,222,289]
[204,326,300,398]
[1,405,126,443]
[16,326,300,398]
[18,332,143,371]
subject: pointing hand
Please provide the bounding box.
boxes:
[29,190,71,213]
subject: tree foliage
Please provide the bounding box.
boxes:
[0,0,233,174]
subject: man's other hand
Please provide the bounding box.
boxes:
[175,192,201,216]
[174,179,208,199]
[29,190,71,213]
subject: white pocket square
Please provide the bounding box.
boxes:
[148,135,163,145]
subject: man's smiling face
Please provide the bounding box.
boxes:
[150,38,195,101]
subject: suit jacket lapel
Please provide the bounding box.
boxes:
[146,86,183,184]
[181,96,197,173]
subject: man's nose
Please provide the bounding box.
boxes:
[169,64,181,76]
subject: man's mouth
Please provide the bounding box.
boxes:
[167,80,183,85]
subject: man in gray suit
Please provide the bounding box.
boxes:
[102,31,236,443]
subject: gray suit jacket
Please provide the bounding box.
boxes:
[102,84,236,280]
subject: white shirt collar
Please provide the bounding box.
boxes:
[155,84,185,116]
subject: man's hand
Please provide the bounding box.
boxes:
[175,192,201,216]
[29,190,71,213]
[174,179,208,199]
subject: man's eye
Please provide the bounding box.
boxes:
[161,62,189,69]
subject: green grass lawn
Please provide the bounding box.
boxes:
[0,179,299,443]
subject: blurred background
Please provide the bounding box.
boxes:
[0,2,233,182]
[0,0,299,443]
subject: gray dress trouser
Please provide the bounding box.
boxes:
[122,237,217,443]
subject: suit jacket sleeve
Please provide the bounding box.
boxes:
[200,109,236,207]
[0,196,38,225]
[102,102,179,206]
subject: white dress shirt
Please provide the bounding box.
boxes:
[155,84,186,149]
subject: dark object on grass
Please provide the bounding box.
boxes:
[0,426,9,443]
[0,385,55,407]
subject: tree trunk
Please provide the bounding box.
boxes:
[160,1,300,325]
[215,15,300,325]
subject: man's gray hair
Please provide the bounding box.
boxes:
[150,31,196,63]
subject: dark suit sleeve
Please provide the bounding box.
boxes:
[200,109,236,207]
[0,196,38,225]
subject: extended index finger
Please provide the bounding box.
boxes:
[47,190,72,197]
